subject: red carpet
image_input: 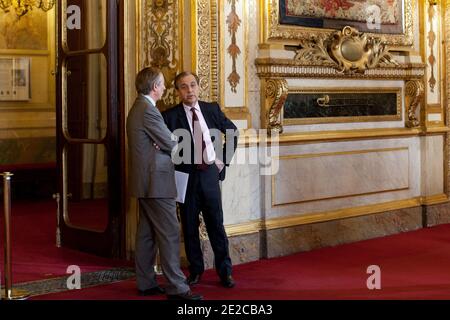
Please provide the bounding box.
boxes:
[2,200,450,299]
[0,201,130,284]
[33,223,450,300]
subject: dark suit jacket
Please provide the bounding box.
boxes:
[163,101,239,181]
[126,95,177,198]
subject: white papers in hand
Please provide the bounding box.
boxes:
[175,170,189,203]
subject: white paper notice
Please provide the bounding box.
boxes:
[175,170,189,203]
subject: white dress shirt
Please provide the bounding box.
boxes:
[143,94,156,106]
[183,102,216,164]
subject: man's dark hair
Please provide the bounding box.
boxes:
[135,67,162,95]
[174,71,200,90]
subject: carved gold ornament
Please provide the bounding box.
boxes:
[427,2,437,92]
[405,80,424,128]
[294,26,399,74]
[226,0,242,93]
[265,79,288,134]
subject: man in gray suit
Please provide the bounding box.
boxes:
[127,67,202,300]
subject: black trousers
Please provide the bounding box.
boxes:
[179,164,232,278]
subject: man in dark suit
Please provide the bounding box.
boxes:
[163,71,239,288]
[126,67,201,300]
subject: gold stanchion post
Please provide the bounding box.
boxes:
[1,172,30,300]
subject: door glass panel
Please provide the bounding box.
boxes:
[65,0,107,51]
[65,53,107,140]
[64,143,108,232]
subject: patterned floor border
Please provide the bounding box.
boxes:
[1,267,136,298]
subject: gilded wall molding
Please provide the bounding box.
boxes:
[140,0,183,111]
[263,78,288,134]
[255,59,426,80]
[224,196,449,237]
[236,128,428,148]
[294,26,398,74]
[405,80,425,128]
[226,0,242,92]
[427,1,437,92]
[263,0,414,48]
[445,0,450,195]
[195,0,219,102]
[219,0,251,125]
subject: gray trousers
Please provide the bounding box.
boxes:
[135,198,189,295]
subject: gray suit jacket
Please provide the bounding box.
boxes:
[127,95,177,198]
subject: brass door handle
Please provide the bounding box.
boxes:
[317,95,330,107]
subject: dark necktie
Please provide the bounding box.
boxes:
[191,107,208,170]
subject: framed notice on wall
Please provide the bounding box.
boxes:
[0,57,31,101]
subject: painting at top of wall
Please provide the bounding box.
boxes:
[0,10,48,50]
[279,0,404,34]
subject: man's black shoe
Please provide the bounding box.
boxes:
[186,273,202,285]
[220,275,235,288]
[167,291,203,300]
[138,286,165,296]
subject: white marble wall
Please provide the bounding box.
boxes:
[247,0,261,129]
[421,135,444,197]
[273,148,409,205]
[218,0,444,230]
[221,137,427,226]
[265,138,422,219]
[222,146,262,225]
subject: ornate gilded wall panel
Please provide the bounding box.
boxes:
[427,2,437,93]
[445,0,450,192]
[423,1,445,128]
[218,0,252,126]
[194,0,219,102]
[139,0,183,111]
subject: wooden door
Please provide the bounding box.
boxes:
[55,0,125,258]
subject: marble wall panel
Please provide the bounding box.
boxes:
[266,207,422,258]
[426,203,450,226]
[264,137,421,219]
[273,148,409,206]
[421,135,444,197]
[222,146,262,225]
[181,233,261,269]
